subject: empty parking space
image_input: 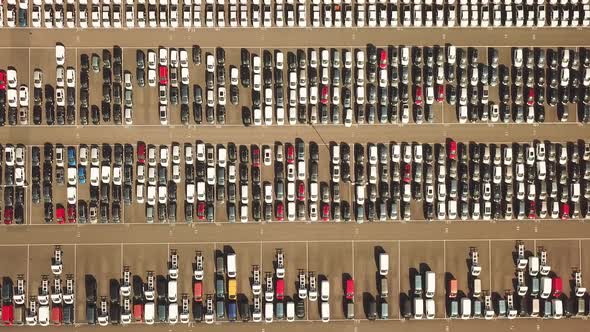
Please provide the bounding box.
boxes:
[0,245,28,297]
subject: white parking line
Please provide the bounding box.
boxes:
[4,238,590,247]
[26,244,30,302]
[579,239,583,270]
[397,240,401,320]
[488,240,492,291]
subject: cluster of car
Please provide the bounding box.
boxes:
[28,44,77,125]
[1,247,75,326]
[1,144,27,224]
[0,66,29,126]
[347,139,590,222]
[34,143,136,224]
[87,47,134,125]
[440,243,587,319]
[4,0,590,28]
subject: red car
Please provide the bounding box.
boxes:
[197,202,205,220]
[320,85,329,104]
[2,302,13,325]
[297,181,305,201]
[276,279,285,300]
[56,205,66,224]
[414,85,423,106]
[252,147,261,167]
[321,203,330,222]
[3,207,13,225]
[379,50,387,69]
[133,303,144,322]
[159,65,168,85]
[528,201,536,219]
[527,88,535,106]
[286,144,295,164]
[67,204,77,223]
[436,85,445,103]
[51,305,63,326]
[275,201,284,221]
[137,142,146,163]
[448,140,458,160]
[552,277,563,297]
[403,164,412,183]
[345,279,355,300]
[561,203,570,220]
[0,70,7,90]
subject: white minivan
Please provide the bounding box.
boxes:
[379,253,389,276]
[321,280,330,301]
[286,300,295,322]
[321,301,330,322]
[226,253,237,278]
[425,271,435,298]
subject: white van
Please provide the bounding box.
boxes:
[287,182,295,202]
[264,302,273,322]
[168,280,178,302]
[425,299,435,319]
[537,161,546,180]
[571,183,580,202]
[240,185,249,204]
[144,302,155,324]
[286,301,295,322]
[473,278,481,297]
[528,256,539,276]
[226,253,237,278]
[332,145,341,164]
[217,147,227,167]
[413,297,424,319]
[552,299,563,319]
[38,305,49,326]
[310,182,318,202]
[168,302,178,323]
[425,271,436,298]
[541,277,551,299]
[321,280,330,301]
[461,298,471,319]
[136,184,145,203]
[321,301,330,322]
[379,253,389,276]
[186,183,195,203]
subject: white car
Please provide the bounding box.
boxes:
[297,4,306,26]
[32,5,42,27]
[240,4,248,26]
[18,86,29,107]
[56,44,66,65]
[312,4,320,27]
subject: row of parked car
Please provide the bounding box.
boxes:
[12,138,590,224]
[348,140,590,222]
[4,0,590,28]
[1,144,27,224]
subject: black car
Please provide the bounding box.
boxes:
[193,45,202,65]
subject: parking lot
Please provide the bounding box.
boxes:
[2,238,590,325]
[2,44,589,128]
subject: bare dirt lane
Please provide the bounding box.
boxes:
[2,221,590,245]
[0,28,589,48]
